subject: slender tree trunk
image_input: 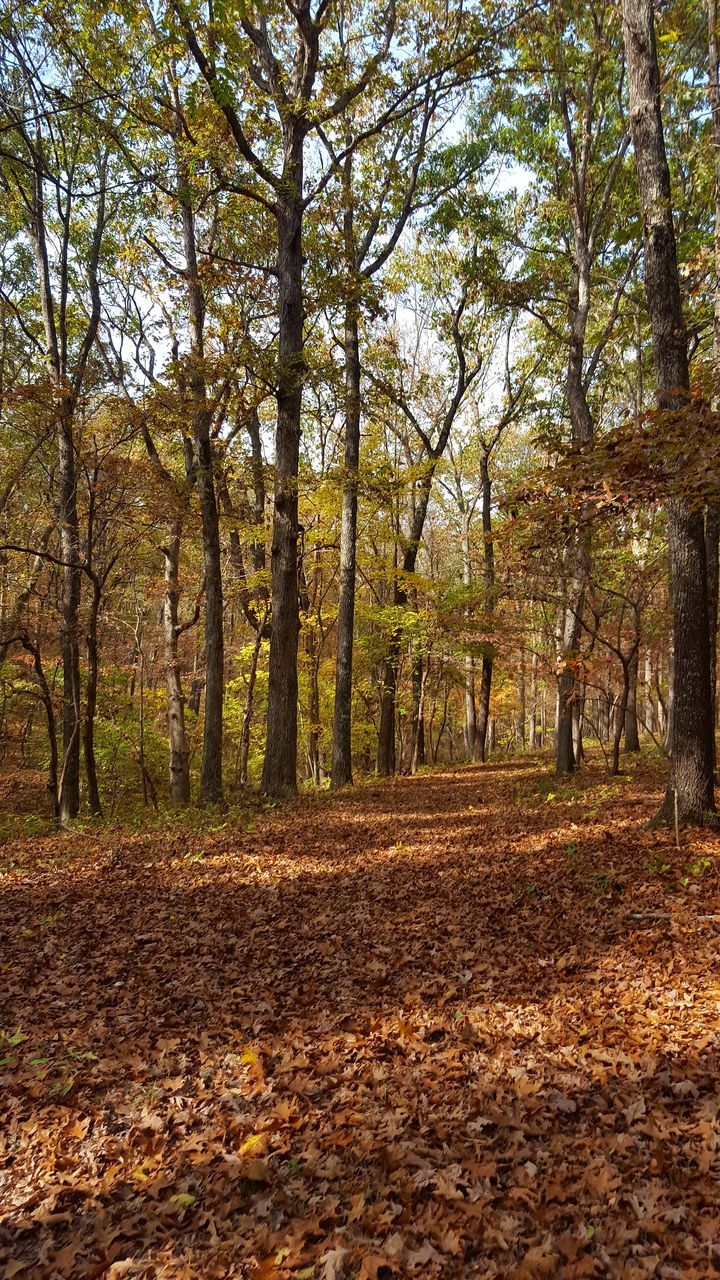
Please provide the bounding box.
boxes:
[529,647,538,750]
[707,0,720,757]
[305,624,322,785]
[84,577,102,817]
[556,236,593,777]
[58,407,81,822]
[239,613,267,789]
[411,657,428,774]
[163,520,191,805]
[623,0,715,822]
[572,688,584,764]
[331,285,361,788]
[461,515,477,758]
[411,651,426,769]
[262,161,304,796]
[516,648,526,751]
[179,189,224,804]
[644,648,655,735]
[376,642,398,775]
[624,649,641,752]
[611,661,631,776]
[476,449,495,762]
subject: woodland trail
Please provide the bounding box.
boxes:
[1,756,720,1279]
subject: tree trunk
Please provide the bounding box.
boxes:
[644,648,655,736]
[611,661,631,776]
[376,646,397,775]
[411,651,426,770]
[163,520,191,805]
[529,648,538,750]
[623,0,715,822]
[708,0,720,757]
[262,164,304,796]
[239,613,267,789]
[516,648,526,751]
[624,649,641,752]
[331,287,361,788]
[556,214,593,777]
[572,689,584,764]
[179,190,224,804]
[476,449,495,763]
[461,515,477,758]
[411,656,428,774]
[84,576,103,817]
[305,623,322,785]
[58,407,81,823]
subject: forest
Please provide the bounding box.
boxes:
[2,0,720,1277]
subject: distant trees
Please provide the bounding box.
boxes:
[0,0,718,829]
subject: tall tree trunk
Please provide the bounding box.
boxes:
[476,449,495,763]
[239,612,267,790]
[644,647,655,736]
[411,650,426,769]
[516,647,526,751]
[529,647,538,750]
[331,285,361,788]
[163,520,191,806]
[411,656,428,774]
[624,649,641,752]
[556,215,593,778]
[178,157,223,804]
[610,660,631,776]
[305,621,322,785]
[262,157,304,796]
[58,406,81,822]
[707,0,720,757]
[376,643,398,775]
[461,514,477,758]
[84,576,103,817]
[623,0,715,822]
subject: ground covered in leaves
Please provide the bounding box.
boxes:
[1,754,720,1279]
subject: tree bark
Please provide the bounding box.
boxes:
[239,612,267,790]
[475,449,495,763]
[461,514,477,759]
[57,406,82,822]
[623,0,715,822]
[179,183,224,804]
[376,646,398,775]
[529,647,538,749]
[411,650,426,770]
[707,0,720,754]
[516,648,526,751]
[331,285,361,788]
[262,154,304,796]
[624,649,641,752]
[163,520,191,805]
[84,575,103,817]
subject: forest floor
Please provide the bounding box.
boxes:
[1,752,720,1280]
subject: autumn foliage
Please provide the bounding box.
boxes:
[2,755,719,1278]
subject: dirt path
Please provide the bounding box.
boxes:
[1,757,719,1278]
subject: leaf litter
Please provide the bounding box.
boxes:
[1,756,719,1278]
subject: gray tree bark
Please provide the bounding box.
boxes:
[623,0,715,822]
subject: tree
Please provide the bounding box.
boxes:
[0,25,111,821]
[619,0,714,822]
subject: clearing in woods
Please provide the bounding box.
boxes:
[1,755,719,1278]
